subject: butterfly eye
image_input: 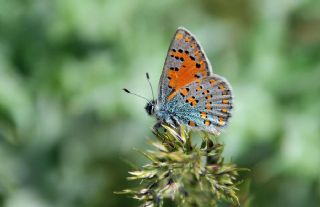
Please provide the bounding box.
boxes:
[145,102,156,116]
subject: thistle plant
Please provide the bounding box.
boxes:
[117,125,246,207]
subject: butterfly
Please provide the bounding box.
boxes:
[125,27,233,135]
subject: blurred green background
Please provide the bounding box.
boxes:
[0,0,319,206]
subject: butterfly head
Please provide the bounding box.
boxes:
[123,72,157,116]
[145,100,156,116]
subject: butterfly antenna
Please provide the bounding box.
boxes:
[146,72,155,100]
[123,88,150,102]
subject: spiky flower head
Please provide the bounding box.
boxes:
[117,125,246,207]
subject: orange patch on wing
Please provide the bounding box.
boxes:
[187,96,194,102]
[202,89,209,95]
[167,92,175,101]
[200,112,207,119]
[176,33,183,40]
[204,120,211,126]
[188,121,196,126]
[221,109,228,113]
[191,101,197,106]
[186,96,198,106]
[167,50,207,101]
[218,117,225,126]
[196,86,203,91]
[180,88,189,97]
[194,50,202,59]
[222,99,229,104]
[206,102,212,110]
[185,36,191,42]
[210,79,216,85]
[206,95,212,100]
[218,84,225,90]
[191,43,202,59]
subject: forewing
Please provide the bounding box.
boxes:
[173,75,233,135]
[158,27,213,104]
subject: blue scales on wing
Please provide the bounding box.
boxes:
[165,75,233,135]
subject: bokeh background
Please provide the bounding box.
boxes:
[0,0,319,206]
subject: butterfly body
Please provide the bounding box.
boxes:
[145,27,233,135]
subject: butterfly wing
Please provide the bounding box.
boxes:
[158,27,213,104]
[166,75,233,135]
[157,27,233,135]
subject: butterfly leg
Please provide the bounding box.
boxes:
[153,117,179,133]
[153,121,162,132]
[170,116,183,135]
[153,120,174,136]
[166,116,184,141]
[152,121,174,133]
[171,116,181,128]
